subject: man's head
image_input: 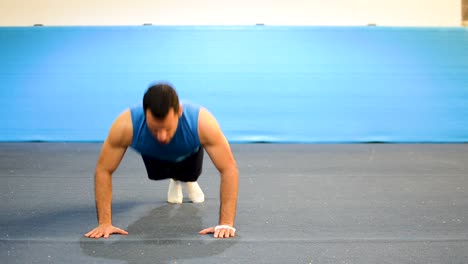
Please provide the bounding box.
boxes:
[143,83,182,144]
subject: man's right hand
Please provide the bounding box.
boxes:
[84,224,128,239]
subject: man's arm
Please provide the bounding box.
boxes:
[197,108,239,238]
[85,110,133,239]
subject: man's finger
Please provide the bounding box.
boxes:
[214,228,221,238]
[221,229,228,238]
[223,228,232,238]
[115,228,129,235]
[88,231,97,238]
[85,228,99,237]
[199,227,215,234]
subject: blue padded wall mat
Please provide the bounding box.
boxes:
[1,26,467,142]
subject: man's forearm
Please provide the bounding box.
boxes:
[219,167,239,226]
[95,170,113,225]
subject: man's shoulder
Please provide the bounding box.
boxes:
[181,100,202,111]
[128,104,143,115]
[181,101,203,123]
[109,109,133,147]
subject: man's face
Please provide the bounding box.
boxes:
[145,108,180,144]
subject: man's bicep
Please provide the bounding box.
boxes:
[205,141,237,174]
[96,139,127,174]
[199,108,236,172]
[95,111,132,174]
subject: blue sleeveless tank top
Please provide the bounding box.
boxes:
[130,102,201,162]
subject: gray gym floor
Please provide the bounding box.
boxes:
[1,143,468,263]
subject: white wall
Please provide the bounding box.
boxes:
[0,0,462,26]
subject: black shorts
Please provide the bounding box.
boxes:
[141,147,204,182]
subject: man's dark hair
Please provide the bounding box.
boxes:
[143,83,180,119]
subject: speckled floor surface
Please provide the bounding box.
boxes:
[1,143,468,263]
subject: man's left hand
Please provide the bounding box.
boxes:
[199,225,236,238]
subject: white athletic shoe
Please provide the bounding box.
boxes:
[167,179,183,204]
[184,181,205,203]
